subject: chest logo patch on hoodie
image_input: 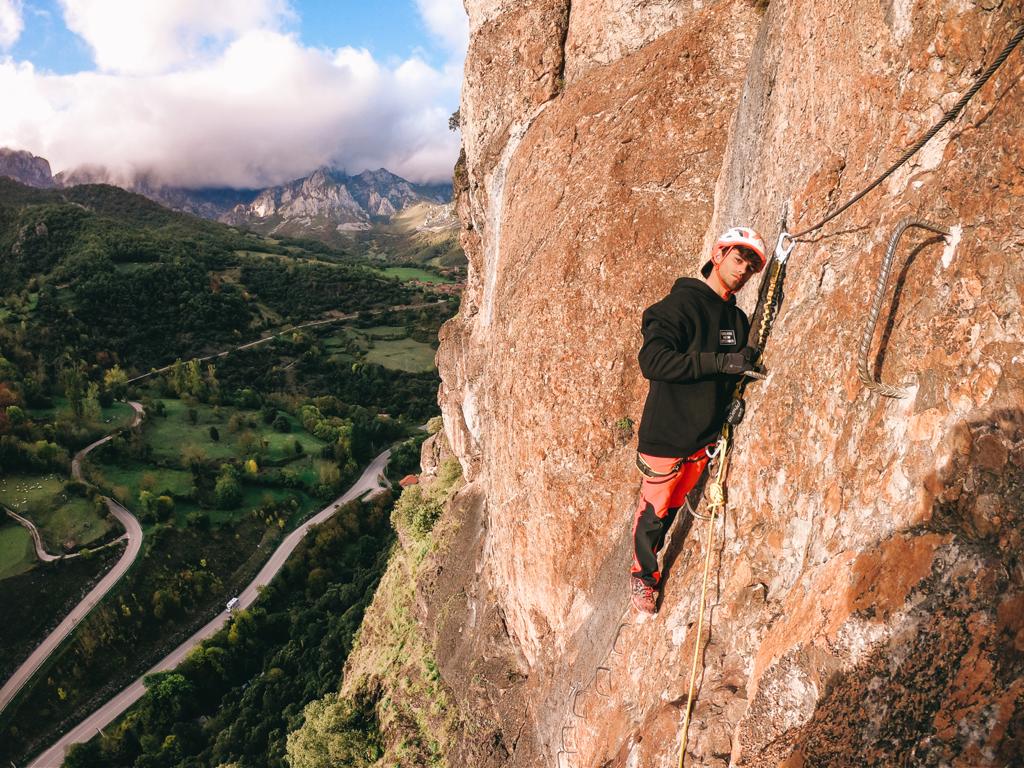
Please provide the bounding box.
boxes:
[719,329,737,345]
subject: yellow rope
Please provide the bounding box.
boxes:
[677,425,731,768]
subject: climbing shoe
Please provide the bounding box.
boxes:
[631,577,658,614]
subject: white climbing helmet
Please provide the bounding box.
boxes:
[702,226,767,277]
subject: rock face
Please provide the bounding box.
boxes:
[0,149,53,188]
[430,0,1024,765]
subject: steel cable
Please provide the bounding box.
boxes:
[791,22,1024,240]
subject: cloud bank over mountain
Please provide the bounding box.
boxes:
[0,0,466,187]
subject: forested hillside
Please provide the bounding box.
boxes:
[0,177,458,766]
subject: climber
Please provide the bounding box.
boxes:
[630,226,767,614]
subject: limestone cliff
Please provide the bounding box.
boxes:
[425,0,1024,765]
[333,2,1024,767]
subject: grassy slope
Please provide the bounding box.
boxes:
[0,523,35,580]
[289,451,466,768]
[0,473,113,551]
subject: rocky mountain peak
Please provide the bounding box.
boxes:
[0,148,54,188]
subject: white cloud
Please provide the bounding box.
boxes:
[58,0,295,75]
[0,2,469,186]
[0,29,463,186]
[0,0,24,49]
[414,0,469,56]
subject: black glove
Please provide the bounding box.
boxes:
[717,346,766,378]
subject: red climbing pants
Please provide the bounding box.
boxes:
[631,449,710,587]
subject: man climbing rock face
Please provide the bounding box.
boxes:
[630,227,767,614]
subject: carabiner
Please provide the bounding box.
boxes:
[774,231,796,264]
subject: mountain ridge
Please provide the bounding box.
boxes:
[1,149,456,251]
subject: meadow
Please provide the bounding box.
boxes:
[0,473,114,555]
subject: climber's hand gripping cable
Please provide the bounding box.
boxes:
[716,346,767,379]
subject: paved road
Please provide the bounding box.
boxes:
[27,448,391,768]
[0,403,146,716]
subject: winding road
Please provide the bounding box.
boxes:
[27,447,391,768]
[0,403,146,717]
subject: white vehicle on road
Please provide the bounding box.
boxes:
[226,597,239,614]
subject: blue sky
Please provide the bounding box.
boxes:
[0,0,468,186]
[9,0,455,75]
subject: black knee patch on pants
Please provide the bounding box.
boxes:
[633,501,680,586]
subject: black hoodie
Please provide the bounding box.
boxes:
[636,277,750,457]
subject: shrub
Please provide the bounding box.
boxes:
[214,464,242,509]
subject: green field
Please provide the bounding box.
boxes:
[365,338,437,372]
[321,325,436,372]
[86,459,194,508]
[24,399,136,430]
[0,473,65,512]
[31,496,112,551]
[145,399,326,464]
[379,266,452,284]
[0,473,114,551]
[84,398,332,531]
[362,325,407,338]
[0,523,35,580]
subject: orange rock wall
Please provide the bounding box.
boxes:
[436,0,1024,765]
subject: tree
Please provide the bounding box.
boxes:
[82,382,102,422]
[209,425,220,442]
[151,589,182,621]
[181,444,206,470]
[5,404,26,425]
[155,495,174,520]
[171,359,187,395]
[214,464,242,509]
[138,490,155,520]
[286,691,381,768]
[272,413,291,433]
[59,361,87,419]
[103,365,129,400]
[206,363,220,404]
[186,359,205,399]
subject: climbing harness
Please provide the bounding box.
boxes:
[636,451,706,478]
[859,218,950,398]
